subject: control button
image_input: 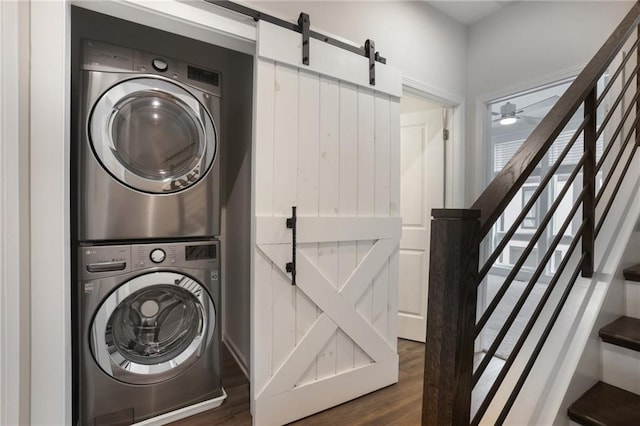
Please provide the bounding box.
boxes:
[150,248,166,264]
[152,58,168,72]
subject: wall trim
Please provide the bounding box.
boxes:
[72,0,256,55]
[1,1,29,424]
[402,75,464,107]
[477,64,584,106]
[30,1,72,424]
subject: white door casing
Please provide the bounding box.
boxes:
[251,21,402,425]
[398,109,445,342]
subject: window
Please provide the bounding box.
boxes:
[521,186,537,229]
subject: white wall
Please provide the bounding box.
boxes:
[466,0,634,205]
[246,1,467,98]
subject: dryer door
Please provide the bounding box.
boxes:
[90,271,215,385]
[89,77,217,194]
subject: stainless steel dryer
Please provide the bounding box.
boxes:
[78,240,223,425]
[78,39,221,242]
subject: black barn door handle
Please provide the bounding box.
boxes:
[286,206,297,285]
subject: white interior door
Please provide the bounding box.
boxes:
[251,21,402,425]
[398,107,445,342]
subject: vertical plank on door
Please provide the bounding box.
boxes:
[357,89,375,219]
[387,99,401,345]
[255,251,274,394]
[355,88,375,367]
[317,77,340,379]
[296,70,320,386]
[374,95,391,218]
[389,100,401,218]
[372,95,390,338]
[254,60,276,394]
[337,82,358,373]
[255,60,275,217]
[271,64,299,374]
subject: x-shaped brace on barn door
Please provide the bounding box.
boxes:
[256,236,398,398]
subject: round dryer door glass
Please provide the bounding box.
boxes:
[111,92,200,180]
[90,272,216,385]
[89,77,217,194]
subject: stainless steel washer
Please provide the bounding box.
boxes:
[78,240,223,425]
[78,39,222,242]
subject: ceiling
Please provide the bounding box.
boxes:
[425,1,517,25]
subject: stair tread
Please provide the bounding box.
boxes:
[600,316,640,352]
[623,264,640,282]
[568,381,640,426]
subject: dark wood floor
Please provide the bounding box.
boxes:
[170,339,424,425]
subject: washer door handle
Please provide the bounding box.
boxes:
[86,261,127,273]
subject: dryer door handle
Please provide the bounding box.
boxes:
[86,261,127,273]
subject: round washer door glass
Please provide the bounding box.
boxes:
[90,77,217,193]
[90,272,216,385]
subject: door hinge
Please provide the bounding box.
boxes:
[443,128,450,142]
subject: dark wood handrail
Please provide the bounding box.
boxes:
[471,1,640,237]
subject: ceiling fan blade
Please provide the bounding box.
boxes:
[521,95,560,113]
[519,115,542,126]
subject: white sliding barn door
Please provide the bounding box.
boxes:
[252,21,402,425]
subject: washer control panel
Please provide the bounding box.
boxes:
[80,240,220,279]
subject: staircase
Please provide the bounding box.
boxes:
[421,2,640,425]
[568,268,640,425]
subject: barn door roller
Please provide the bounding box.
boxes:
[298,13,310,65]
[207,1,386,86]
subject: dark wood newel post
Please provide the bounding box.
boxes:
[582,87,597,278]
[422,209,481,426]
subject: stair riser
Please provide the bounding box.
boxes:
[601,342,640,395]
[625,280,640,318]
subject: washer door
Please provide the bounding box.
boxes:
[89,77,217,193]
[90,272,215,385]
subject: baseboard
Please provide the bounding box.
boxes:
[223,334,249,379]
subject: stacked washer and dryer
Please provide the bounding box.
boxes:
[76,39,225,425]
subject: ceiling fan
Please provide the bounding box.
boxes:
[492,95,559,126]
